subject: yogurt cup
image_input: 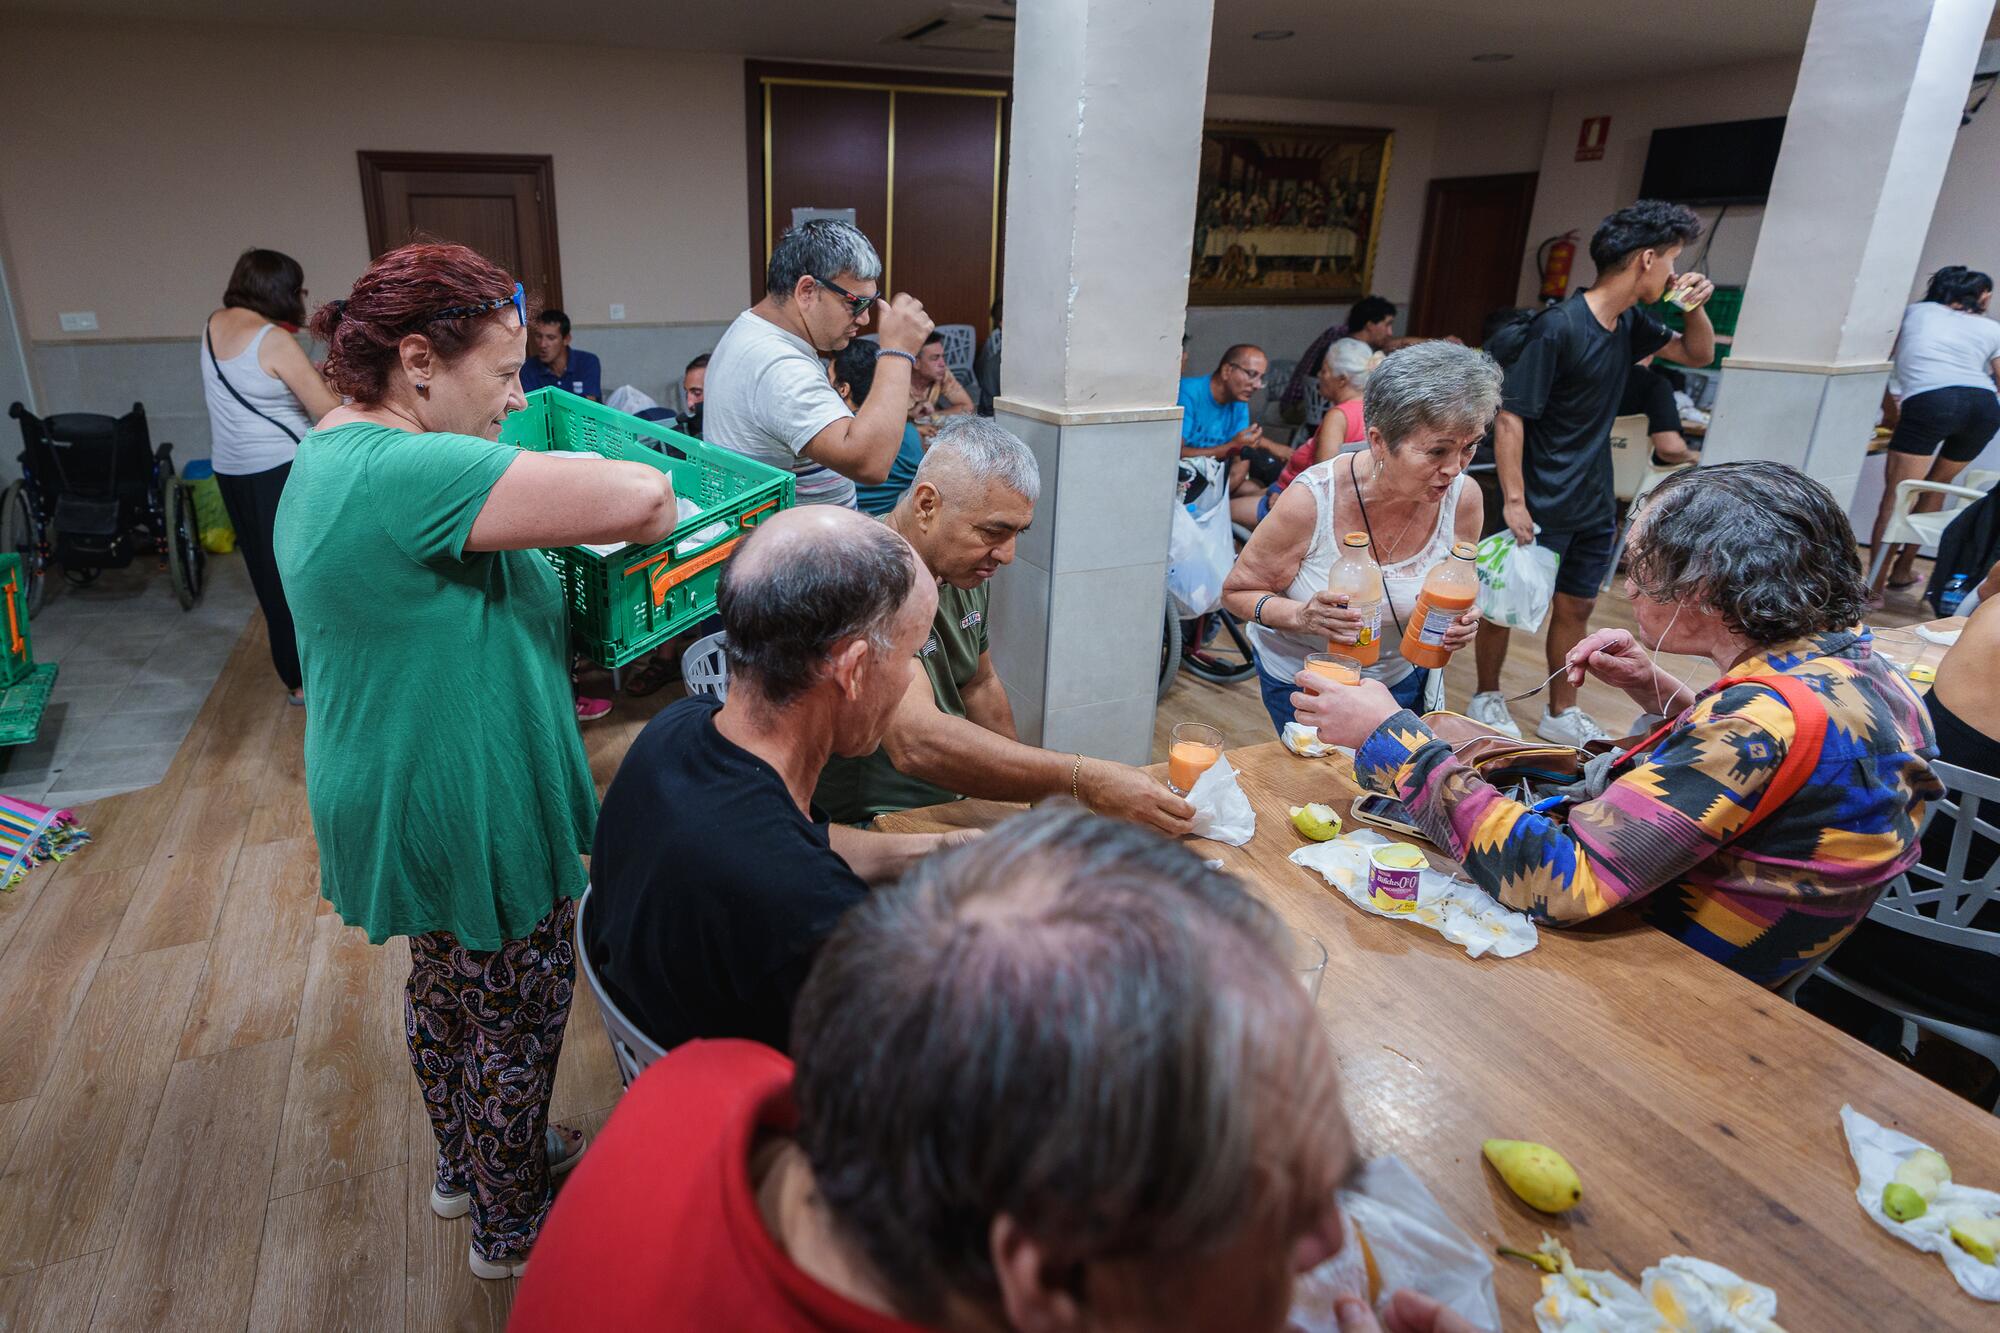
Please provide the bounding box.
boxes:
[1367,843,1425,913]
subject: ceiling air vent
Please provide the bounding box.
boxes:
[889,6,1017,55]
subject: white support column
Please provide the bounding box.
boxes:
[987,0,1216,764]
[1702,0,1995,509]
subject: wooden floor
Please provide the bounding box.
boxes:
[0,575,1940,1331]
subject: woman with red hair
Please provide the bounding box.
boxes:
[274,242,677,1278]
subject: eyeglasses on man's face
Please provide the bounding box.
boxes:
[811,274,877,319]
[1226,361,1268,385]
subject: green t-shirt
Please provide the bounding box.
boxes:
[816,580,989,824]
[273,422,597,950]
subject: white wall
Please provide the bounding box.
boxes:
[1913,94,2000,297]
[1514,58,1800,300]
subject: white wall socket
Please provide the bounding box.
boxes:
[608,304,626,321]
[59,311,98,332]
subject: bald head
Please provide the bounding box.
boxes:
[716,506,925,706]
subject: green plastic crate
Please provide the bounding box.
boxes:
[0,553,33,688]
[499,390,794,668]
[0,663,56,748]
[1647,284,1743,370]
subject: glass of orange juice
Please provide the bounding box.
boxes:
[1304,652,1362,687]
[1167,722,1222,795]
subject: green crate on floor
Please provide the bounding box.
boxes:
[499,389,795,668]
[0,663,57,748]
[0,553,34,688]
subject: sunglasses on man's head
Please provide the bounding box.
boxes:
[810,274,877,319]
[404,281,528,334]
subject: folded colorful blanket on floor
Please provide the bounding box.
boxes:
[0,795,91,890]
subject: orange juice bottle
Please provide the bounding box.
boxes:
[1326,532,1384,667]
[1400,541,1480,670]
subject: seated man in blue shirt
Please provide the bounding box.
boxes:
[523,308,602,401]
[1178,343,1273,505]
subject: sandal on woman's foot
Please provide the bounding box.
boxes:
[1886,574,1923,591]
[622,652,680,698]
[575,695,612,722]
[431,1127,585,1220]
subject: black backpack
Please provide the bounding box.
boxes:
[1471,303,1562,464]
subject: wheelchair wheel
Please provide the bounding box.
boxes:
[1179,611,1259,686]
[0,481,48,617]
[1158,599,1182,702]
[163,467,205,610]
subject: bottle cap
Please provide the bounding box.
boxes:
[1343,532,1369,547]
[1451,540,1477,559]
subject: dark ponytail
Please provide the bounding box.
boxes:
[1923,265,1994,310]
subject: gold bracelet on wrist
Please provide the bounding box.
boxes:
[1071,754,1085,808]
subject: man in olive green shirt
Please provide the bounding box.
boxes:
[816,417,1193,835]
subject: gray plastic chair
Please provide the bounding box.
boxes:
[681,630,729,701]
[1815,759,2000,1110]
[574,885,668,1089]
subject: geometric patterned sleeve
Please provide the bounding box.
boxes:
[1352,690,1795,923]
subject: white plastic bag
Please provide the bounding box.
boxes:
[1474,531,1560,632]
[604,384,659,416]
[1167,459,1235,618]
[1840,1104,2000,1302]
[1289,830,1538,959]
[1186,751,1256,846]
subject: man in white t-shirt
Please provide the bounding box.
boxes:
[705,220,932,508]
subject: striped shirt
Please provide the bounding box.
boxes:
[1354,629,1941,986]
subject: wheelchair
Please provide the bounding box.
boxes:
[6,402,205,615]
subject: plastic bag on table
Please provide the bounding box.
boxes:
[1290,830,1538,959]
[1840,1104,2000,1302]
[1186,750,1255,846]
[1289,1156,1500,1332]
[1473,530,1560,632]
[1167,458,1235,618]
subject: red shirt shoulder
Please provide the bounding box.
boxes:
[509,1040,931,1333]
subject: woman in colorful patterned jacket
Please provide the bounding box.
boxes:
[1292,460,1941,988]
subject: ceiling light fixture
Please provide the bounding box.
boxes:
[1253,30,1295,41]
[1471,52,1515,63]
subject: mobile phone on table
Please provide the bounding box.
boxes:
[1349,794,1427,841]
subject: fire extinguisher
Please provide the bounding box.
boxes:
[1537,232,1579,302]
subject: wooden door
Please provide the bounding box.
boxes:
[357,152,564,311]
[1407,173,1539,346]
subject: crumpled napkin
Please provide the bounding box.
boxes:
[1531,1254,1785,1332]
[1283,721,1335,756]
[1840,1104,2000,1301]
[1289,1156,1500,1332]
[1289,830,1537,958]
[1187,751,1255,846]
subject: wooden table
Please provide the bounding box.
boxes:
[879,741,2000,1330]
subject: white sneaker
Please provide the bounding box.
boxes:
[1538,707,1610,747]
[468,1244,527,1280]
[1466,691,1524,739]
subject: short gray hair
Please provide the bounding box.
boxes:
[1362,340,1503,447]
[792,807,1338,1321]
[1322,336,1377,387]
[766,219,882,301]
[914,414,1041,503]
[715,513,919,705]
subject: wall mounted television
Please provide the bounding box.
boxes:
[1638,117,1787,206]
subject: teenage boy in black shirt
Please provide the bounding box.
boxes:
[1466,201,1715,745]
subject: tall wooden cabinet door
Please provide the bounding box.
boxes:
[358,152,564,310]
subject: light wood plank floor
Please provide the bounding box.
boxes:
[0,574,1938,1331]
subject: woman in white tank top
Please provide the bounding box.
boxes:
[1224,342,1506,734]
[199,248,339,702]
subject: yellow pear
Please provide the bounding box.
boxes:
[1483,1139,1582,1214]
[1950,1215,2000,1265]
[1881,1182,1928,1222]
[1289,803,1342,841]
[1894,1148,1950,1201]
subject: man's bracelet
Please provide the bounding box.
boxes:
[1071,754,1085,808]
[877,348,918,367]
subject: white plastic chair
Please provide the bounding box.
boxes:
[1813,760,2000,1111]
[1602,415,1693,591]
[681,630,729,700]
[574,885,669,1089]
[935,324,976,378]
[1865,469,1998,586]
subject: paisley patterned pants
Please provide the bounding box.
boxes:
[405,897,577,1262]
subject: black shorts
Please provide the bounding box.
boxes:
[1888,385,2000,464]
[1537,521,1617,599]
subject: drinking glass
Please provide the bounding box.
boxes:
[1304,652,1361,686]
[1290,927,1327,1005]
[1167,722,1223,795]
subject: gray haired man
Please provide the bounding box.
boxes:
[705,218,935,508]
[816,416,1194,835]
[514,807,1478,1333]
[586,506,964,1055]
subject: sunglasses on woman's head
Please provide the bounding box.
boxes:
[810,274,876,319]
[402,282,529,333]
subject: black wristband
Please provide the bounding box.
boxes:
[1253,593,1275,626]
